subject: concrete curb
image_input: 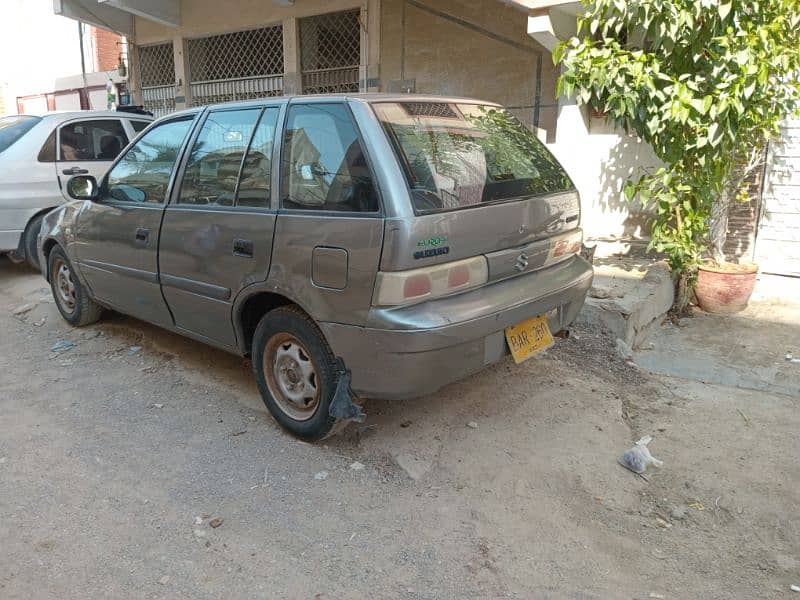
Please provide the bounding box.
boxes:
[576,261,674,349]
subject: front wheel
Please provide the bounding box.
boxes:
[252,306,338,441]
[48,246,103,327]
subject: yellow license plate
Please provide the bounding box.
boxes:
[504,314,554,364]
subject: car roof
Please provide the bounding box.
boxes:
[162,93,500,117]
[33,110,154,122]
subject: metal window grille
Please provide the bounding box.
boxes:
[137,42,176,117]
[300,9,361,94]
[187,26,284,106]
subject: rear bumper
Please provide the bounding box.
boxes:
[320,255,593,400]
[0,230,23,253]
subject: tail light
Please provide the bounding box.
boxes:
[545,229,583,266]
[373,256,489,307]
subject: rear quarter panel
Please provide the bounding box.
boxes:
[0,152,62,250]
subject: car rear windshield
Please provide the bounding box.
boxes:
[0,115,41,155]
[374,102,574,214]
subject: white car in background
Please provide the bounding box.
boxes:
[0,110,153,269]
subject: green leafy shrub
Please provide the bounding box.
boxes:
[555,0,800,308]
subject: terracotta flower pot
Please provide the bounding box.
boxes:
[695,262,758,314]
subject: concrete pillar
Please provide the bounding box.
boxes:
[172,35,191,108]
[283,17,301,95]
[128,42,142,105]
[364,0,381,91]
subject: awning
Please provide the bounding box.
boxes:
[53,0,180,35]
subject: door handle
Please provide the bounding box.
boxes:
[233,238,254,258]
[62,167,89,175]
[135,227,150,247]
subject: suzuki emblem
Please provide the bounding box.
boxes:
[515,251,529,272]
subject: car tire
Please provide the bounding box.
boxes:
[252,305,338,441]
[23,214,44,271]
[48,246,103,327]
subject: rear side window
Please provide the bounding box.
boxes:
[59,119,129,161]
[38,129,57,162]
[280,103,379,213]
[0,115,41,155]
[131,120,150,133]
[107,118,193,204]
[178,109,261,207]
[373,102,574,214]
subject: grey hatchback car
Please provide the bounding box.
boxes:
[38,94,592,440]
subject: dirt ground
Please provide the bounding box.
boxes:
[1,255,798,599]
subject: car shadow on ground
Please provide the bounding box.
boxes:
[0,255,37,280]
[2,253,629,454]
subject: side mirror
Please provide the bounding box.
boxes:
[66,175,99,201]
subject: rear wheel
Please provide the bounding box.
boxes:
[23,214,44,270]
[252,306,338,441]
[48,246,103,327]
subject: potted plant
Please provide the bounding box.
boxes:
[554,0,800,313]
[695,148,764,314]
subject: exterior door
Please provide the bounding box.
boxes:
[270,102,384,326]
[73,116,196,326]
[158,105,282,349]
[56,118,132,201]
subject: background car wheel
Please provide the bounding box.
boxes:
[252,305,338,441]
[48,246,103,327]
[23,214,44,270]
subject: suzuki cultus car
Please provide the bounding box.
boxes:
[38,95,592,440]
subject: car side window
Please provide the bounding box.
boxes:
[38,129,56,162]
[178,109,260,207]
[131,120,150,133]
[237,107,280,208]
[280,103,379,213]
[59,119,129,161]
[106,117,193,204]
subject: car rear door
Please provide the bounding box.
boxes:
[157,104,282,350]
[73,115,196,326]
[269,101,384,326]
[56,117,130,200]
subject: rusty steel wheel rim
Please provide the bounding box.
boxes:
[263,333,320,421]
[53,258,77,314]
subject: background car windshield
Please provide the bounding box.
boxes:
[0,115,41,154]
[374,102,573,213]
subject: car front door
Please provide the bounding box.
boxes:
[270,101,384,326]
[73,115,196,326]
[158,105,282,349]
[56,118,132,201]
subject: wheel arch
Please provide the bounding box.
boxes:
[234,288,319,356]
[41,237,61,282]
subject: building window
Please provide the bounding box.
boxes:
[300,10,361,94]
[136,42,176,118]
[187,26,284,106]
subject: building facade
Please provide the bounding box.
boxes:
[53,0,798,275]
